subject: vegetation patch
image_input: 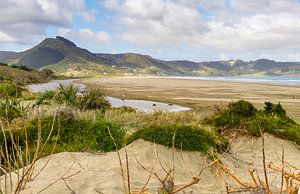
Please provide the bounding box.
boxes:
[0,81,22,98]
[206,100,300,145]
[24,111,125,154]
[0,111,125,158]
[0,98,27,123]
[36,84,110,112]
[0,66,50,85]
[127,124,228,154]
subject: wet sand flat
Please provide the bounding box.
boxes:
[80,77,300,122]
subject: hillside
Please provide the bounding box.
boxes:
[0,65,50,84]
[1,36,300,76]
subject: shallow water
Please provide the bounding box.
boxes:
[163,76,300,84]
[107,96,190,112]
[27,79,191,112]
[27,79,86,92]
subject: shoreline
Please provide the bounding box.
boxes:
[80,76,300,122]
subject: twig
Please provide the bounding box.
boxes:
[37,160,80,193]
[107,126,127,193]
[280,148,284,194]
[259,125,270,193]
[172,132,176,183]
[171,176,200,194]
[125,147,131,194]
[141,161,154,192]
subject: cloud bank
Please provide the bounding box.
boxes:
[2,0,300,61]
[103,0,300,52]
[0,0,96,44]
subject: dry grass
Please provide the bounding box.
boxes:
[110,128,217,194]
[0,112,58,194]
[214,133,300,194]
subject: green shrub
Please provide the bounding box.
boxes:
[207,100,300,145]
[36,90,56,105]
[0,81,22,98]
[24,111,124,154]
[0,98,26,122]
[78,90,110,112]
[36,84,79,106]
[127,124,228,153]
[11,64,32,71]
[229,100,257,117]
[90,120,125,152]
[36,85,110,113]
[246,114,280,136]
[263,102,286,117]
[41,68,54,77]
[54,84,79,106]
[285,126,300,145]
[209,110,241,127]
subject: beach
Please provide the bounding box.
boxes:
[80,76,300,122]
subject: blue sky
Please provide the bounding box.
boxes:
[1,0,300,62]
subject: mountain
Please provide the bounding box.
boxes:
[1,36,300,76]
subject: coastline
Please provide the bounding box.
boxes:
[79,76,300,122]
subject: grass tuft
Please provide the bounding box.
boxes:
[127,124,228,154]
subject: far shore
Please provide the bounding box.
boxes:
[79,76,300,122]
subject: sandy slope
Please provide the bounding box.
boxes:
[1,135,300,194]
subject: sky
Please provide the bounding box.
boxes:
[1,0,300,62]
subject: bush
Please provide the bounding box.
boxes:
[78,90,110,112]
[246,114,280,136]
[36,90,56,105]
[36,84,79,106]
[0,81,22,98]
[90,120,125,152]
[285,126,300,145]
[24,111,124,154]
[208,110,241,127]
[207,100,300,146]
[127,124,228,154]
[36,85,111,112]
[11,64,32,71]
[229,100,257,117]
[0,62,7,66]
[0,98,26,122]
[42,68,54,77]
[263,102,286,117]
[54,84,80,106]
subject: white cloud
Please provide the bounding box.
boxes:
[103,0,300,58]
[0,0,95,44]
[103,0,207,46]
[58,28,111,44]
[0,31,16,42]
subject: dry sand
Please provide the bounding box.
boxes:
[80,77,300,122]
[2,135,299,194]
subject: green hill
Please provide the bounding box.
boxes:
[1,36,300,77]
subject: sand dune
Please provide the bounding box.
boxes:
[1,135,300,194]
